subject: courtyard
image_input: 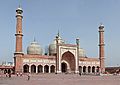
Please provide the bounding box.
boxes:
[0,74,120,85]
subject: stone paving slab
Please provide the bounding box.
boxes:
[0,74,120,85]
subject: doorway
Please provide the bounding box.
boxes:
[61,62,67,73]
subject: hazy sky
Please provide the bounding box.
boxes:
[0,0,120,67]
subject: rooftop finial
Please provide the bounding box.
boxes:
[57,29,60,37]
[18,0,22,8]
[100,22,104,27]
[34,37,36,42]
[18,4,21,8]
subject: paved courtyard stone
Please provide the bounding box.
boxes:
[0,74,120,85]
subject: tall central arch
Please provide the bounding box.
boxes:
[61,51,75,73]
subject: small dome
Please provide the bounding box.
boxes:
[27,41,43,55]
[49,35,65,55]
[49,44,56,55]
[79,48,85,57]
[17,7,22,11]
[100,23,104,27]
[16,7,23,13]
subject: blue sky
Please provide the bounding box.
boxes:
[0,0,120,67]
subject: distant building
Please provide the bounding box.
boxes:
[1,61,14,66]
[14,6,105,74]
[0,62,14,74]
[106,67,120,74]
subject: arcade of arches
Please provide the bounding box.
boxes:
[23,64,55,73]
[22,51,100,74]
[79,66,100,74]
[23,64,99,74]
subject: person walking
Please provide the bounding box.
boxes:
[16,72,19,76]
[79,72,81,76]
[8,73,11,78]
[5,73,8,77]
[20,73,22,76]
[27,73,30,80]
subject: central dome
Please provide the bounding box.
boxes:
[27,41,43,55]
[49,34,65,55]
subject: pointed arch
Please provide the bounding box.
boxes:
[92,66,95,73]
[44,65,49,73]
[31,65,36,73]
[83,66,86,73]
[38,65,43,73]
[88,66,91,73]
[50,65,55,73]
[96,66,100,73]
[79,66,82,73]
[23,64,29,73]
[62,51,75,73]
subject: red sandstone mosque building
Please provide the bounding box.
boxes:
[13,6,105,74]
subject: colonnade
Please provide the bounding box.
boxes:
[79,66,100,74]
[23,64,55,73]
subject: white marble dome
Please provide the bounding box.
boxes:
[27,41,43,55]
[79,48,86,57]
[49,35,65,55]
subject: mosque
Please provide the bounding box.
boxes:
[14,6,105,74]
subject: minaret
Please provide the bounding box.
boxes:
[15,6,23,53]
[99,24,105,73]
[14,6,23,73]
[76,38,80,73]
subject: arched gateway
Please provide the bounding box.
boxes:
[61,51,75,73]
[56,44,79,74]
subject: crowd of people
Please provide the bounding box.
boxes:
[3,72,31,81]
